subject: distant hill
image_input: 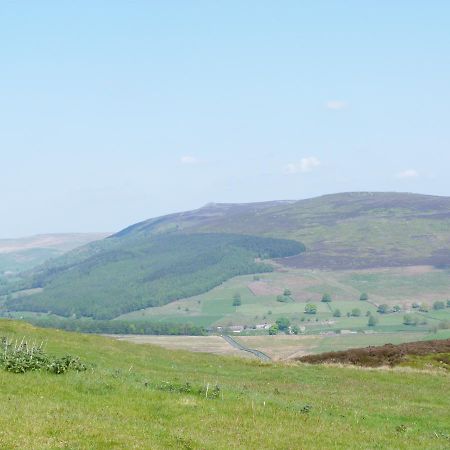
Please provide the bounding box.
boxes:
[0,233,110,274]
[5,234,303,319]
[4,192,450,319]
[112,191,450,269]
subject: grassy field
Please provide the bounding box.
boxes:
[0,319,449,449]
[118,265,450,334]
[115,330,450,361]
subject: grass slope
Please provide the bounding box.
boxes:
[117,266,450,333]
[6,234,303,319]
[0,319,449,449]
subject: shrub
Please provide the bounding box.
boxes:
[283,288,292,296]
[333,309,341,317]
[419,304,429,313]
[359,293,369,301]
[292,325,300,335]
[0,337,86,374]
[321,293,332,303]
[268,325,278,335]
[433,301,445,310]
[351,308,361,317]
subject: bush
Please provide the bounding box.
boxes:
[283,288,291,296]
[332,309,341,317]
[0,337,86,374]
[232,293,242,307]
[268,325,278,335]
[360,293,369,301]
[291,325,300,335]
[433,301,445,310]
[351,308,361,317]
[321,293,332,303]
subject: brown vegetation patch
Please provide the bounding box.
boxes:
[247,281,282,296]
[296,339,450,367]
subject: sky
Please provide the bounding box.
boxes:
[1,1,449,237]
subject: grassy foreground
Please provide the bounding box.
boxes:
[0,320,449,449]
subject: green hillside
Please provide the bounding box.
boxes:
[3,192,449,323]
[5,234,303,319]
[0,319,449,449]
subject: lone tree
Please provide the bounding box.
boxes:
[305,303,317,314]
[377,304,390,314]
[321,293,332,303]
[433,301,445,310]
[276,317,290,331]
[368,315,378,327]
[268,324,278,335]
[351,308,361,317]
[232,293,242,307]
[403,314,418,326]
[360,292,369,301]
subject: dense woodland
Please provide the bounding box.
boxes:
[25,317,207,335]
[6,233,304,320]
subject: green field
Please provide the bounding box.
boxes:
[0,319,449,449]
[118,265,450,335]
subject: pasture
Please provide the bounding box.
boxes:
[118,265,450,335]
[0,319,449,449]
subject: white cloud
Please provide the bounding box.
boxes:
[285,156,321,174]
[326,100,347,110]
[180,155,198,165]
[396,169,419,179]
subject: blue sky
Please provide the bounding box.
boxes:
[1,1,449,237]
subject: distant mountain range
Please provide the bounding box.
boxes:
[0,233,110,274]
[3,192,450,319]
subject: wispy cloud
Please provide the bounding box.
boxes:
[180,155,198,165]
[285,156,321,174]
[396,169,419,179]
[326,100,347,110]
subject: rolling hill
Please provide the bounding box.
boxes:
[3,192,450,321]
[118,191,450,269]
[0,233,110,275]
[5,234,303,319]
